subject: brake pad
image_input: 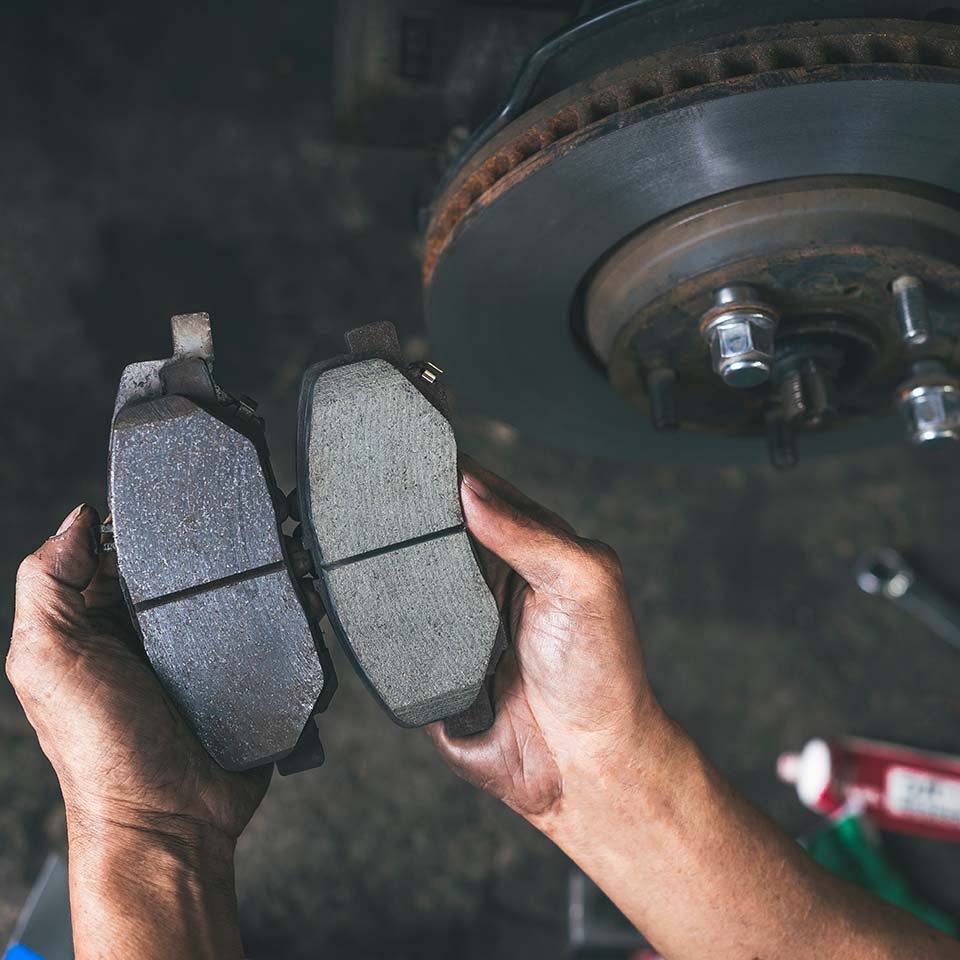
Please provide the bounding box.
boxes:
[297,322,503,732]
[108,314,334,773]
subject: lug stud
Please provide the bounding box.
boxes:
[891,275,931,347]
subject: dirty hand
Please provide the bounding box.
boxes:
[430,466,960,960]
[7,504,268,860]
[428,461,670,828]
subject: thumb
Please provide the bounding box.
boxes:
[460,471,578,592]
[15,505,101,627]
[37,504,102,591]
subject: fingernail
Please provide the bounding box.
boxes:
[461,472,491,502]
[56,503,87,535]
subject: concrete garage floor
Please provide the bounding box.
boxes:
[3,3,960,957]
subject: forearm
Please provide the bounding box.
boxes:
[538,706,960,960]
[66,809,245,960]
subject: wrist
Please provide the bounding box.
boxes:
[528,696,697,847]
[66,803,237,886]
[66,806,243,960]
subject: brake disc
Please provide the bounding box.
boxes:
[424,4,960,463]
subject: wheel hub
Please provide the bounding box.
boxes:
[585,177,960,439]
[424,9,960,462]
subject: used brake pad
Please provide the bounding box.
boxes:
[109,314,334,773]
[108,315,502,773]
[297,322,503,731]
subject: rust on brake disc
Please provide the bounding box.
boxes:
[424,19,960,288]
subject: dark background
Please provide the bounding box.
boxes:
[3,2,960,957]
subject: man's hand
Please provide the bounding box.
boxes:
[431,462,960,960]
[428,460,669,826]
[8,503,266,959]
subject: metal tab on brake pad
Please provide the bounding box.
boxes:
[109,314,333,772]
[298,341,502,730]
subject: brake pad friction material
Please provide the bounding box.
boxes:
[304,360,462,563]
[137,570,324,770]
[300,357,501,727]
[110,392,329,772]
[324,534,496,724]
[112,396,282,603]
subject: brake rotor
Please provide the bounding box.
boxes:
[424,5,960,461]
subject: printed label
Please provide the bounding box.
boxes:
[885,766,960,824]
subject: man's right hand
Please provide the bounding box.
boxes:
[428,459,671,827]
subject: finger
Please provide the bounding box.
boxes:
[425,651,521,771]
[469,536,513,599]
[425,706,499,770]
[458,469,581,593]
[24,503,100,591]
[459,454,576,536]
[14,503,101,633]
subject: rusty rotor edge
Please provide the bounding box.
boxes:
[423,19,960,289]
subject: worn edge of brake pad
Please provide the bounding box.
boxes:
[296,348,502,730]
[109,327,335,773]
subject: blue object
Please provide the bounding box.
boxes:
[4,945,46,960]
[4,855,72,960]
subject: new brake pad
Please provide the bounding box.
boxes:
[297,323,503,732]
[108,314,334,773]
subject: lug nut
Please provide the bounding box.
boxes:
[701,285,778,389]
[891,275,931,347]
[645,367,678,431]
[896,360,960,444]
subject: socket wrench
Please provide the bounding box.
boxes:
[854,548,960,653]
